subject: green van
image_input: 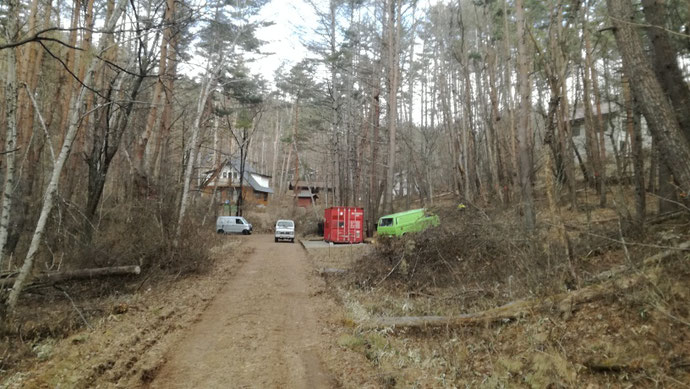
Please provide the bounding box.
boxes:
[376,208,440,237]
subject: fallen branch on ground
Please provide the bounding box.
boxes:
[0,265,141,288]
[361,241,690,330]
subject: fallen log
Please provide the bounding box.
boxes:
[362,275,641,329]
[0,265,141,288]
[363,241,690,330]
[362,299,535,329]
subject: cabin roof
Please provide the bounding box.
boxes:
[570,103,619,122]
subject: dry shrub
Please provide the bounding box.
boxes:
[49,196,217,276]
[347,206,572,301]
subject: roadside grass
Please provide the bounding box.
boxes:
[0,200,226,379]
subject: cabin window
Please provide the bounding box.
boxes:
[572,125,581,137]
[222,172,227,178]
[379,218,394,227]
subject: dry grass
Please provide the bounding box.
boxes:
[323,195,690,387]
[0,198,222,375]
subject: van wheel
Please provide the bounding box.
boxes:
[275,237,278,243]
[217,229,224,234]
[291,238,295,243]
[242,229,249,235]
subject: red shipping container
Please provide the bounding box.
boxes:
[324,207,364,243]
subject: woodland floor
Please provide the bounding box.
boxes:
[1,234,378,388]
[2,201,690,388]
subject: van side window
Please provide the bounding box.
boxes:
[379,218,393,227]
[236,219,243,224]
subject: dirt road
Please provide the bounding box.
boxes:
[148,234,338,388]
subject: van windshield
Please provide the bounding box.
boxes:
[277,221,294,228]
[379,218,394,227]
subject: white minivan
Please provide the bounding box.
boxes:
[216,216,253,235]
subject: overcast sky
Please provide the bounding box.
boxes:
[252,0,320,84]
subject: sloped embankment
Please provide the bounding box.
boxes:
[322,205,690,387]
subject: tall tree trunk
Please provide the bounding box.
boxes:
[271,111,283,183]
[0,0,20,270]
[62,0,97,203]
[328,0,341,207]
[584,11,607,206]
[503,0,518,195]
[607,0,690,197]
[641,0,690,141]
[622,74,646,227]
[139,0,175,176]
[292,101,301,202]
[383,0,400,215]
[354,106,369,208]
[485,30,508,204]
[56,0,82,146]
[152,34,178,183]
[515,0,536,232]
[16,0,42,152]
[368,73,382,236]
[176,67,216,241]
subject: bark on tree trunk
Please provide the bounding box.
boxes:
[641,0,690,141]
[152,32,178,183]
[383,0,400,215]
[0,0,20,270]
[607,0,690,197]
[139,0,175,176]
[176,65,217,241]
[291,101,300,204]
[584,12,607,206]
[368,64,382,236]
[56,0,82,146]
[515,0,536,232]
[622,74,646,227]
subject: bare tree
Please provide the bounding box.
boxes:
[383,0,402,215]
[0,0,20,270]
[7,0,130,311]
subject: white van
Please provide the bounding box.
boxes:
[274,219,295,243]
[216,216,253,235]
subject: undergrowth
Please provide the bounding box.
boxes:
[329,202,690,387]
[0,198,223,373]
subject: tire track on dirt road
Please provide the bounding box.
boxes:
[147,234,338,388]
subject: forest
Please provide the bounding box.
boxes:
[1,0,690,386]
